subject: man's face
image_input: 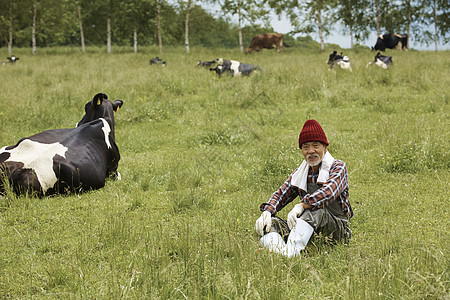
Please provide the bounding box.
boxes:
[301,141,327,167]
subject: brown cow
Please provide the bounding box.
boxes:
[245,33,290,54]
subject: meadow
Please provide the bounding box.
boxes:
[0,46,448,299]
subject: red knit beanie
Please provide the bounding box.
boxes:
[298,119,329,147]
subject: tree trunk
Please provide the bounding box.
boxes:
[433,0,438,51]
[8,0,13,55]
[406,0,410,50]
[184,0,191,53]
[134,27,138,53]
[77,3,85,52]
[350,23,353,49]
[32,2,37,55]
[375,0,380,36]
[238,2,243,52]
[317,9,324,51]
[157,0,162,54]
[107,16,111,53]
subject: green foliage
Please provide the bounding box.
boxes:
[0,47,449,299]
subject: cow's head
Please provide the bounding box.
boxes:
[77,93,123,138]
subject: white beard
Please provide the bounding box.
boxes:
[306,149,326,167]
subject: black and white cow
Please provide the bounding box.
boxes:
[1,55,19,65]
[210,59,262,77]
[149,57,167,66]
[366,52,393,69]
[7,55,19,63]
[326,51,352,71]
[197,58,220,68]
[373,34,408,51]
[0,93,123,196]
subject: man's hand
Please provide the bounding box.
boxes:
[255,211,272,237]
[287,204,305,230]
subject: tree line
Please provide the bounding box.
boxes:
[0,0,448,54]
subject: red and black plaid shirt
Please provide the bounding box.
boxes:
[260,159,353,219]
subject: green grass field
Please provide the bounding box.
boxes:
[0,46,449,299]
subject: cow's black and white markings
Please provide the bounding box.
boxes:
[373,34,408,51]
[210,59,262,77]
[197,59,221,68]
[366,52,393,69]
[149,57,167,66]
[1,55,19,65]
[0,93,123,196]
[326,51,352,71]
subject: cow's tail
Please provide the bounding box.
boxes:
[283,42,291,48]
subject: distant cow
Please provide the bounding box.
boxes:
[366,52,393,69]
[210,59,262,77]
[197,59,221,68]
[7,55,19,63]
[1,55,19,65]
[245,33,290,54]
[0,93,123,196]
[326,51,352,71]
[373,34,408,51]
[149,57,167,66]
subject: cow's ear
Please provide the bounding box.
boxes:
[112,100,123,112]
[93,93,108,106]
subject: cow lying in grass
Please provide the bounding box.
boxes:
[366,52,393,69]
[197,59,221,68]
[149,57,167,66]
[0,93,123,196]
[326,51,352,71]
[210,59,262,77]
[1,55,19,65]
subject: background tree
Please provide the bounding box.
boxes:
[182,0,196,53]
[213,0,269,52]
[267,0,335,51]
[336,0,372,48]
[416,0,449,51]
[77,0,86,52]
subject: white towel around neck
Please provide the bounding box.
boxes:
[291,151,335,192]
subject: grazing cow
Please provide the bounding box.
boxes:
[210,59,262,77]
[245,33,290,54]
[197,58,220,68]
[373,34,408,51]
[326,51,352,71]
[0,93,124,196]
[149,57,167,66]
[366,52,393,69]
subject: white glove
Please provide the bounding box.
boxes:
[255,211,272,237]
[287,204,305,230]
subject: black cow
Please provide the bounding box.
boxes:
[149,57,167,66]
[0,93,123,196]
[210,59,262,77]
[366,52,393,69]
[373,34,408,51]
[197,58,220,68]
[326,51,352,71]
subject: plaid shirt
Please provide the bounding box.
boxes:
[260,159,353,219]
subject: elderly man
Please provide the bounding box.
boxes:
[255,119,353,257]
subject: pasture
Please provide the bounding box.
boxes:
[0,46,449,299]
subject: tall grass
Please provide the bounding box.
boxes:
[0,46,448,299]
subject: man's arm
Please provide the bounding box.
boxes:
[259,169,300,215]
[301,160,348,209]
